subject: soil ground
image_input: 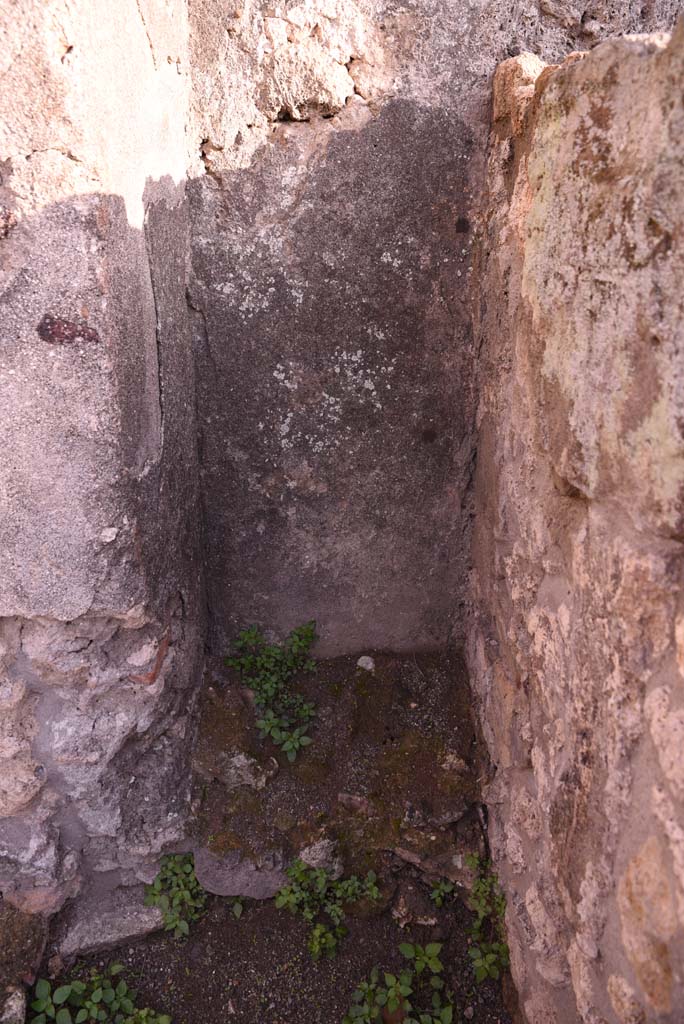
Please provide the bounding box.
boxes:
[44,648,516,1024]
[190,649,488,882]
[71,888,513,1024]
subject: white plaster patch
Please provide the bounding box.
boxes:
[126,642,158,668]
[645,687,684,798]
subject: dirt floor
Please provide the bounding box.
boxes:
[190,648,488,883]
[44,647,516,1024]
[71,886,513,1024]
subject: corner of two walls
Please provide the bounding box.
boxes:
[2,0,683,1009]
[185,0,480,658]
[185,0,682,660]
[469,24,684,1024]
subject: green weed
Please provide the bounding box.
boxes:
[275,858,379,960]
[465,853,509,983]
[29,966,170,1024]
[429,879,454,908]
[227,622,317,763]
[343,943,455,1024]
[144,854,207,940]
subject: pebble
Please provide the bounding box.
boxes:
[0,987,26,1024]
[464,1007,474,1020]
[356,655,375,672]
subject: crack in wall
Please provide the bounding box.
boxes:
[134,0,158,70]
[143,204,165,465]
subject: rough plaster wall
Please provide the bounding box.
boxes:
[470,27,684,1023]
[0,0,681,978]
[187,0,681,656]
[0,0,203,921]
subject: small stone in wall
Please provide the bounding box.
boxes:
[0,688,43,817]
[539,0,583,29]
[608,974,647,1024]
[337,791,372,815]
[440,751,468,774]
[0,206,17,239]
[36,314,100,345]
[216,751,279,791]
[617,836,677,1014]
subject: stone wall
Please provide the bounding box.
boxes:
[0,0,203,935]
[186,0,680,656]
[1,0,682,1001]
[470,26,684,1023]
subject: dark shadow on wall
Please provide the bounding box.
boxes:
[187,98,479,658]
[0,100,480,945]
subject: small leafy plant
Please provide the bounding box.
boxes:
[468,942,509,983]
[29,967,170,1024]
[429,879,454,909]
[399,943,443,976]
[465,853,509,983]
[275,858,380,960]
[309,922,340,960]
[343,943,455,1024]
[227,622,317,762]
[342,966,383,1023]
[144,853,207,939]
[382,970,414,1017]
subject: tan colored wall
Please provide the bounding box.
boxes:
[470,26,684,1024]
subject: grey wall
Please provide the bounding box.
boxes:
[0,1,203,920]
[187,0,681,656]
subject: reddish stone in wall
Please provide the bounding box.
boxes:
[36,314,100,344]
